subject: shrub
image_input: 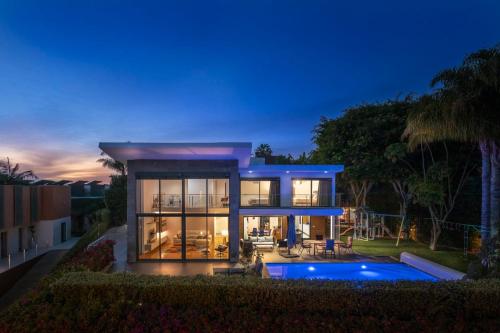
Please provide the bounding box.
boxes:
[1,273,500,332]
[59,209,111,266]
[66,240,115,272]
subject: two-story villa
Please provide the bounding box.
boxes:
[99,142,344,263]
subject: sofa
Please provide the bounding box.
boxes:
[173,231,212,249]
[248,235,274,249]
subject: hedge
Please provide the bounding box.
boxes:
[1,272,500,332]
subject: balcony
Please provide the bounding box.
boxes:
[240,194,280,207]
[291,193,332,207]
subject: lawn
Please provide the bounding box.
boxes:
[347,238,472,272]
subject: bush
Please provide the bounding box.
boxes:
[66,240,115,272]
[59,209,111,266]
[1,273,500,332]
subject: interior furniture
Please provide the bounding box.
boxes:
[248,235,274,250]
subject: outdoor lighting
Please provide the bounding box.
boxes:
[324,171,328,174]
[361,265,367,269]
[286,170,290,174]
[308,266,315,271]
[248,170,253,173]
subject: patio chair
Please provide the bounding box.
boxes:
[215,244,228,258]
[298,242,312,255]
[340,236,353,255]
[323,239,336,258]
[277,240,288,253]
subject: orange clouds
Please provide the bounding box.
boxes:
[0,146,112,183]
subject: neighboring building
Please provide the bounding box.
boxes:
[0,185,71,258]
[99,142,344,263]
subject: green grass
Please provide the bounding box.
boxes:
[346,238,472,272]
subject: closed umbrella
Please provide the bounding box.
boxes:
[287,214,296,255]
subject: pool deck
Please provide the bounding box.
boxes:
[102,226,396,276]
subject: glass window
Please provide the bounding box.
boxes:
[240,179,279,207]
[185,216,208,259]
[160,179,182,214]
[185,179,207,213]
[136,179,160,213]
[207,179,229,214]
[208,216,229,259]
[292,179,331,207]
[240,180,260,206]
[138,216,182,260]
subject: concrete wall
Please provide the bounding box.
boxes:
[36,217,71,248]
[127,159,240,263]
[0,185,71,257]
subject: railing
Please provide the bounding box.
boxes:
[240,194,280,207]
[291,194,332,207]
[185,194,229,209]
[152,194,230,210]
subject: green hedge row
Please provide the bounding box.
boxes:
[2,272,499,332]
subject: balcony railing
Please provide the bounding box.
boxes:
[152,194,230,211]
[240,194,280,207]
[291,194,332,207]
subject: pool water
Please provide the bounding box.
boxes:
[266,262,438,281]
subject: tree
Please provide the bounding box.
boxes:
[104,175,127,226]
[404,46,500,247]
[254,144,273,158]
[384,142,416,243]
[408,141,476,250]
[0,157,36,184]
[97,152,127,176]
[312,100,410,208]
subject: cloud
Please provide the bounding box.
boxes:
[0,144,112,183]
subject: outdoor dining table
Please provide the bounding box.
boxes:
[304,240,345,256]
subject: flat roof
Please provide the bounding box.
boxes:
[240,164,344,174]
[99,142,253,167]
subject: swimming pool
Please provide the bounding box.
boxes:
[266,262,438,281]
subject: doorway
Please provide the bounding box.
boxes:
[0,232,7,258]
[61,222,67,243]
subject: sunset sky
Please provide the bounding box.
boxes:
[1,1,500,183]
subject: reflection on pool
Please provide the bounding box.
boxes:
[266,262,438,281]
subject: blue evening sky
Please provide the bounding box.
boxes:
[1,1,499,181]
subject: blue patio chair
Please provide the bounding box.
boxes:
[252,228,258,236]
[258,229,265,236]
[323,239,336,258]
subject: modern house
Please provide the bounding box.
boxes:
[99,142,344,263]
[0,185,71,259]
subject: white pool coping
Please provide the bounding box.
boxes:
[400,252,466,280]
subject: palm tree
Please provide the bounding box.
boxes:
[255,144,273,158]
[97,152,127,176]
[404,46,500,245]
[0,157,37,184]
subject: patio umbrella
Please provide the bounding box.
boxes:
[287,214,296,255]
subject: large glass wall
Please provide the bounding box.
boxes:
[136,177,229,261]
[138,216,182,260]
[240,179,280,207]
[292,179,332,207]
